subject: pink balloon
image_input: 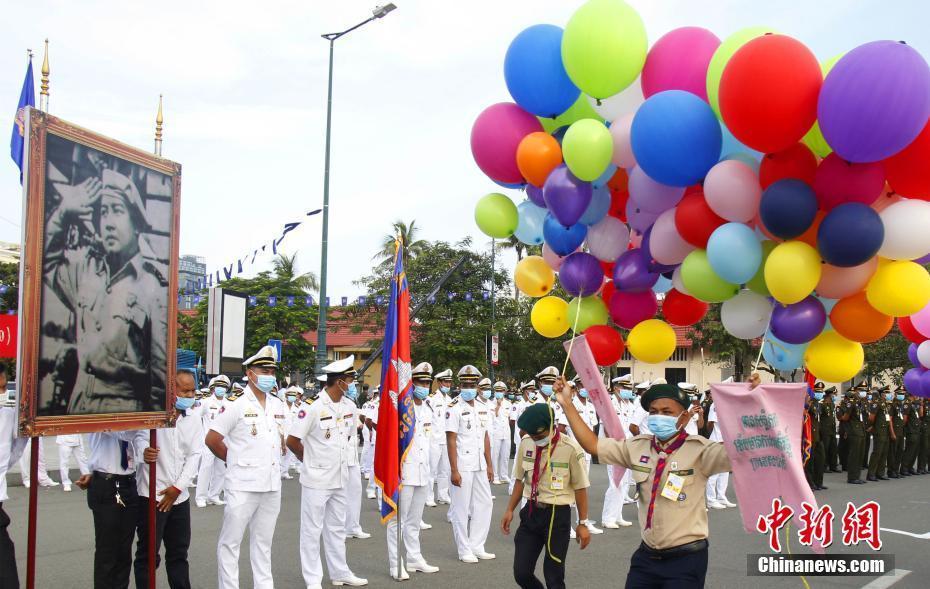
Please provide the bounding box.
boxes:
[912,302,930,339]
[629,229,644,248]
[470,102,543,184]
[542,243,567,270]
[610,113,637,169]
[629,166,686,214]
[626,198,661,233]
[587,216,631,262]
[649,209,696,265]
[816,258,879,299]
[641,27,721,101]
[703,159,762,222]
[609,290,658,329]
[813,153,886,210]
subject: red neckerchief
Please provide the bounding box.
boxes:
[645,430,688,530]
[529,432,561,513]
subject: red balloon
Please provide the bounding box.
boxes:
[607,168,629,193]
[584,324,626,366]
[813,153,885,210]
[674,191,726,248]
[599,261,616,279]
[898,316,927,344]
[885,119,930,200]
[609,290,658,329]
[608,189,629,222]
[662,289,709,326]
[600,279,616,306]
[759,143,817,189]
[719,34,822,153]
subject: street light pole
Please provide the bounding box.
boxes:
[315,4,397,374]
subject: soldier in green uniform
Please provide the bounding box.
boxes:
[820,386,840,472]
[919,398,930,474]
[837,384,867,484]
[862,389,873,470]
[866,388,892,481]
[887,387,905,478]
[901,392,923,476]
[804,384,827,491]
[838,389,850,471]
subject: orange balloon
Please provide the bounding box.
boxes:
[796,209,826,249]
[516,132,562,187]
[830,291,894,343]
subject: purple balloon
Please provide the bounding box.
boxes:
[909,343,920,367]
[919,369,930,399]
[628,166,686,214]
[914,251,930,265]
[904,367,925,397]
[613,248,659,293]
[626,199,660,233]
[543,165,593,227]
[769,296,826,344]
[641,225,679,274]
[525,184,546,208]
[818,41,930,163]
[558,252,603,297]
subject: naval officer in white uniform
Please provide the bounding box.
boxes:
[196,375,230,507]
[426,369,453,506]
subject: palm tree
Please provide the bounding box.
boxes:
[499,235,528,263]
[272,252,319,292]
[374,219,427,267]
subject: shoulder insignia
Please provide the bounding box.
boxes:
[226,391,243,402]
[141,259,170,286]
[450,398,459,405]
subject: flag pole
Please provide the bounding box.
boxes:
[396,235,404,582]
[39,39,49,112]
[25,437,38,589]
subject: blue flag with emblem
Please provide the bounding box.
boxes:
[10,58,35,183]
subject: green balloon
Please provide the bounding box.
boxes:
[539,93,604,134]
[567,295,609,332]
[474,193,518,239]
[681,250,739,303]
[561,0,648,100]
[562,119,613,181]
[746,240,777,297]
[706,26,774,119]
[801,55,842,158]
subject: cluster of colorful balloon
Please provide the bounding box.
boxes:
[470,0,930,383]
[902,309,930,398]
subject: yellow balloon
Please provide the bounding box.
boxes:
[627,319,676,364]
[764,241,822,304]
[866,260,930,317]
[804,330,864,383]
[531,296,570,338]
[515,256,555,297]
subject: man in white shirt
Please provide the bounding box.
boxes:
[280,385,303,480]
[206,346,288,589]
[132,368,204,589]
[536,367,568,433]
[0,365,27,586]
[386,362,441,580]
[286,355,368,588]
[425,369,452,506]
[602,375,643,528]
[507,381,535,496]
[569,377,604,536]
[446,365,495,563]
[361,388,380,500]
[56,434,89,492]
[341,376,370,541]
[705,396,736,509]
[678,383,705,436]
[195,375,230,508]
[489,381,512,485]
[19,437,58,488]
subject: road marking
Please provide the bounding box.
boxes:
[860,569,911,589]
[879,527,930,539]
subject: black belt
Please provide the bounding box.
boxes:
[639,539,708,560]
[92,471,134,482]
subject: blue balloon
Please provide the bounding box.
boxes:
[592,164,618,189]
[493,178,525,190]
[630,90,722,187]
[719,122,762,161]
[818,297,838,331]
[579,185,611,225]
[652,275,673,294]
[706,223,762,284]
[514,201,547,246]
[543,214,587,256]
[816,203,884,267]
[551,126,568,144]
[759,179,818,239]
[762,330,808,371]
[504,25,580,118]
[724,152,761,174]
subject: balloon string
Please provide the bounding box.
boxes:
[753,337,767,373]
[562,299,584,377]
[784,523,812,589]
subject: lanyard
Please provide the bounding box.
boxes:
[645,431,688,530]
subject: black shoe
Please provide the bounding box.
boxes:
[819,485,829,490]
[867,476,878,481]
[889,473,900,479]
[830,468,842,473]
[848,479,866,484]
[877,475,889,480]
[901,470,912,476]
[910,469,921,475]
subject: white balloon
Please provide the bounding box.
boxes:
[918,340,930,369]
[586,216,631,262]
[721,290,773,339]
[878,199,930,260]
[609,113,637,169]
[585,77,644,122]
[672,266,691,296]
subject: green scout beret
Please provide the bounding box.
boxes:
[640,383,690,412]
[517,403,554,435]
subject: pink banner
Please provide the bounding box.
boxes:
[710,382,824,553]
[564,335,625,485]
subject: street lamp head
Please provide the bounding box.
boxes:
[373,3,396,18]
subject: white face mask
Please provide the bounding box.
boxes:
[533,437,550,448]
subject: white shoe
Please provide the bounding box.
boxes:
[618,518,633,527]
[475,551,496,560]
[570,528,576,539]
[492,479,502,485]
[708,501,726,510]
[348,531,372,539]
[367,491,377,499]
[721,499,737,507]
[390,568,410,581]
[209,498,226,506]
[41,480,60,487]
[407,562,439,574]
[364,473,371,480]
[63,484,72,492]
[23,481,29,489]
[585,523,604,535]
[281,473,293,480]
[419,521,432,530]
[623,497,637,505]
[459,554,479,564]
[601,520,620,529]
[195,499,207,508]
[425,500,437,507]
[333,575,368,586]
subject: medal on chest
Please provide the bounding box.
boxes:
[251,422,258,436]
[326,429,332,440]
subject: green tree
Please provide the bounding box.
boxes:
[271,252,319,293]
[374,219,427,268]
[0,262,18,313]
[686,305,761,382]
[864,326,909,386]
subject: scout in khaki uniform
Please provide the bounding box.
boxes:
[556,379,731,588]
[502,404,591,589]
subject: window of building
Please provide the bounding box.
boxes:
[665,367,686,384]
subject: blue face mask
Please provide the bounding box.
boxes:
[439,385,450,394]
[413,386,430,400]
[579,390,588,399]
[858,391,867,399]
[885,393,894,402]
[813,392,824,401]
[286,394,297,403]
[459,388,477,402]
[345,382,358,401]
[175,396,196,411]
[897,394,905,401]
[255,375,276,394]
[214,387,227,398]
[620,390,634,400]
[495,391,504,400]
[480,389,492,400]
[647,414,682,441]
[540,384,554,397]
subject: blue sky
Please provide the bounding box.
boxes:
[2,0,928,299]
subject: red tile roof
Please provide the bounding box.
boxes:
[303,309,382,349]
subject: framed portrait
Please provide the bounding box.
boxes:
[17,108,181,436]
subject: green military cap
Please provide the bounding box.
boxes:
[640,383,690,411]
[517,403,554,435]
[813,382,825,392]
[825,386,837,394]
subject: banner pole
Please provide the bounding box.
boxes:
[148,429,157,588]
[25,437,38,589]
[396,482,403,580]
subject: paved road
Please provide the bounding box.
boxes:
[5,464,929,588]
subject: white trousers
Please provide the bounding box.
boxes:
[449,470,493,558]
[363,443,377,492]
[427,442,451,503]
[300,485,353,586]
[602,465,634,523]
[490,436,510,482]
[280,449,299,475]
[387,484,429,570]
[57,443,89,485]
[344,465,364,534]
[217,488,281,589]
[20,439,53,485]
[196,450,226,502]
[706,472,730,502]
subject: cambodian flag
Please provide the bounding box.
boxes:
[374,239,415,523]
